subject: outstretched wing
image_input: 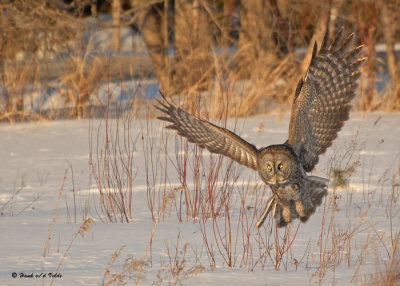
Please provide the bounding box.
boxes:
[288,27,366,172]
[156,94,259,170]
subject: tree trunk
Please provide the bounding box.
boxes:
[300,4,330,75]
[132,1,169,92]
[236,0,290,78]
[358,2,377,111]
[363,24,377,111]
[237,0,271,78]
[112,0,121,51]
[174,0,212,99]
[380,0,400,109]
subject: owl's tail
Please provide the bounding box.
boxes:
[305,175,329,209]
[256,176,328,228]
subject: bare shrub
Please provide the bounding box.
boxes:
[89,94,138,223]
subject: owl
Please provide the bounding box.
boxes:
[156,27,366,228]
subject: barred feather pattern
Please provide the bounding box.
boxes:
[155,97,259,170]
[288,27,367,172]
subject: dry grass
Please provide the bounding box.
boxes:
[42,169,68,258]
[1,0,399,122]
[368,234,400,286]
[366,170,400,285]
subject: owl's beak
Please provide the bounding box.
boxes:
[274,174,279,184]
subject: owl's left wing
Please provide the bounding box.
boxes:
[156,94,259,170]
[288,27,366,172]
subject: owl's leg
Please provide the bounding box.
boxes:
[295,200,307,219]
[281,206,292,223]
[298,176,328,222]
[296,191,317,222]
[297,202,310,223]
[275,205,289,227]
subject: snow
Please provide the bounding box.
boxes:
[1,112,399,285]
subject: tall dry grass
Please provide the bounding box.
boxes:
[0,0,399,122]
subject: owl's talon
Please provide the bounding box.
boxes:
[300,216,309,223]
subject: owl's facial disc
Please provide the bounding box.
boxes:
[258,150,294,185]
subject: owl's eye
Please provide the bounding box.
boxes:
[277,163,284,170]
[267,164,272,171]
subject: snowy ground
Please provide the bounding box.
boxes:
[0,111,399,285]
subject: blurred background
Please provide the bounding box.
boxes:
[0,0,399,121]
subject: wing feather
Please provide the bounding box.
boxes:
[156,94,259,170]
[288,27,366,172]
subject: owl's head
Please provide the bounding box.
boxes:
[257,145,298,185]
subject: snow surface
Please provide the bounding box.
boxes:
[0,112,399,285]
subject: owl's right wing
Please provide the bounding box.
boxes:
[156,94,259,171]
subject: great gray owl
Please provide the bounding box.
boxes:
[156,27,366,228]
